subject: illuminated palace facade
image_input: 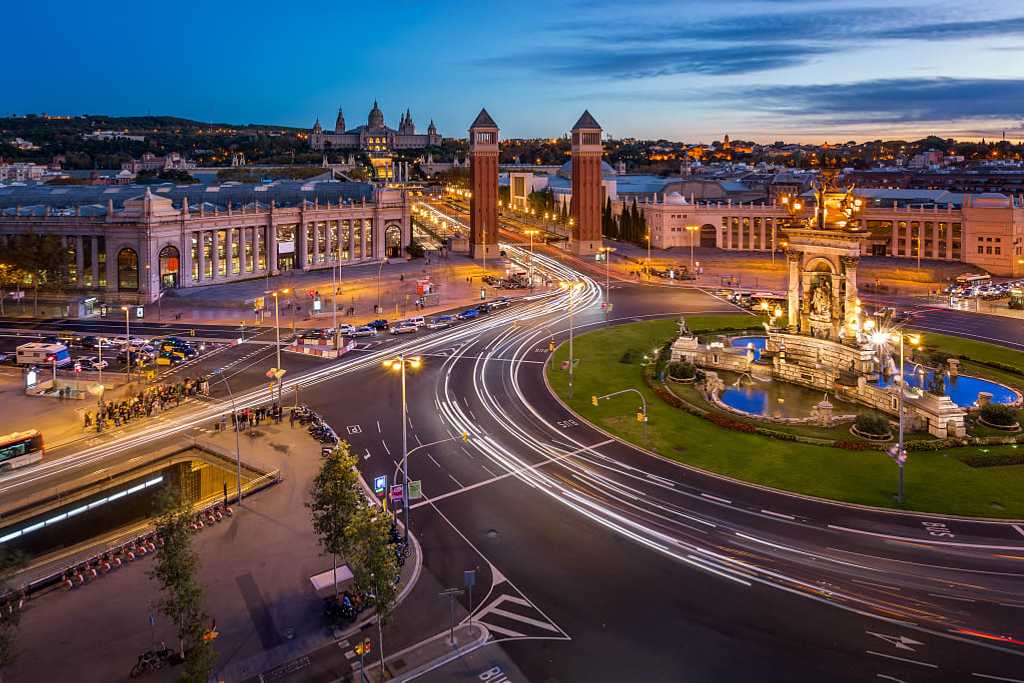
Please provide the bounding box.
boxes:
[0,181,411,304]
[627,190,1024,277]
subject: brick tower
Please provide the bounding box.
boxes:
[570,110,604,255]
[469,108,500,260]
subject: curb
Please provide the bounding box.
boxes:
[376,623,489,683]
[540,335,1024,525]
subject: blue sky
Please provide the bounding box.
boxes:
[5,0,1024,143]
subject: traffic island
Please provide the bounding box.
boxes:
[545,316,1024,518]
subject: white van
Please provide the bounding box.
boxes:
[406,316,426,328]
[16,342,72,367]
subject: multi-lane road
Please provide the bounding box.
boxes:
[5,243,1024,682]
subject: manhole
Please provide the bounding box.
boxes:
[485,529,499,539]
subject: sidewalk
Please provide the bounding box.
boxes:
[364,623,488,682]
[6,419,421,683]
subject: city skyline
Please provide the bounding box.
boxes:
[5,0,1024,144]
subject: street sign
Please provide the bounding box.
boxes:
[390,484,404,502]
[408,480,422,500]
[313,297,322,312]
[135,306,144,318]
[463,569,476,588]
[74,362,82,373]
[373,475,387,494]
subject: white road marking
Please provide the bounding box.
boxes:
[927,593,976,603]
[448,473,463,487]
[876,675,908,683]
[1012,524,1024,538]
[427,453,441,468]
[645,473,675,486]
[760,509,794,520]
[866,632,922,651]
[700,493,732,505]
[865,651,937,668]
[376,420,381,433]
[829,524,1024,551]
[363,448,371,460]
[973,674,1024,683]
[480,464,497,478]
[381,440,391,456]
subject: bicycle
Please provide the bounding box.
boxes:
[129,644,173,678]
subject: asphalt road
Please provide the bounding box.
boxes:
[5,242,1023,682]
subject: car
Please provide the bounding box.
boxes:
[156,351,183,365]
[476,303,493,314]
[389,323,417,335]
[335,324,356,335]
[42,336,61,345]
[81,356,108,370]
[368,319,389,330]
[426,315,453,329]
[80,336,99,349]
[457,308,479,320]
[350,326,377,337]
[406,316,426,328]
[489,298,511,309]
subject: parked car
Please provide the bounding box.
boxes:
[457,308,480,320]
[389,323,417,335]
[426,315,453,329]
[406,316,426,328]
[350,326,377,338]
[368,319,389,330]
[81,356,108,370]
[335,324,356,336]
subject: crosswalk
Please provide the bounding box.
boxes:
[472,580,569,642]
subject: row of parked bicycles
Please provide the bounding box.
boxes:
[293,405,339,446]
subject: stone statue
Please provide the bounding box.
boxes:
[810,279,831,318]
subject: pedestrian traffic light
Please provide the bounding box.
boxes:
[591,395,599,406]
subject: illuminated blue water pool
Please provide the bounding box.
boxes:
[873,362,1017,408]
[730,336,767,361]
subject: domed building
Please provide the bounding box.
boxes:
[309,101,442,152]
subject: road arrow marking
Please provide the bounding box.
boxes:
[867,631,924,651]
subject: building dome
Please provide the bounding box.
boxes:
[664,191,687,205]
[368,100,385,129]
[557,158,616,180]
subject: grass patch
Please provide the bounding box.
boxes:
[548,315,1024,518]
[913,331,1024,377]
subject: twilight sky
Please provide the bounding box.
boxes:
[5,0,1024,143]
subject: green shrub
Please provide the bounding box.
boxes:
[620,348,642,364]
[668,361,696,380]
[854,413,891,437]
[980,404,1020,427]
[956,451,1024,468]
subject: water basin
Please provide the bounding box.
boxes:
[718,371,859,418]
[729,336,767,362]
[872,362,1018,408]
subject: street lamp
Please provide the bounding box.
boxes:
[598,246,615,310]
[120,306,131,382]
[384,354,422,540]
[645,231,652,278]
[523,229,539,287]
[871,329,922,504]
[266,288,290,405]
[685,225,699,273]
[559,281,584,399]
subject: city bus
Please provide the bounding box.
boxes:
[0,430,44,471]
[954,273,991,288]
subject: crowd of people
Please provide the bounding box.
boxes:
[83,375,211,431]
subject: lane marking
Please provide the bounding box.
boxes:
[701,493,731,505]
[381,440,391,456]
[876,675,908,683]
[448,473,463,487]
[1012,525,1024,538]
[927,593,976,603]
[973,674,1024,682]
[427,454,441,468]
[865,651,937,668]
[829,524,1024,551]
[761,509,795,520]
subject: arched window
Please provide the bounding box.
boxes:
[159,245,180,289]
[117,247,139,291]
[385,224,403,258]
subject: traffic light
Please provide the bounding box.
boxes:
[462,431,469,442]
[636,411,646,423]
[548,340,556,352]
[189,329,196,337]
[355,638,372,656]
[591,395,599,406]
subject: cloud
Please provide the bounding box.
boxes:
[481,44,831,79]
[735,77,1024,125]
[871,16,1024,40]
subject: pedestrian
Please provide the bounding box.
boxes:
[289,409,296,428]
[84,412,92,428]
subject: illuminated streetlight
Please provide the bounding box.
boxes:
[383,354,422,540]
[559,281,585,399]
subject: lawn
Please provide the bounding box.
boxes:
[547,316,1024,518]
[913,331,1024,377]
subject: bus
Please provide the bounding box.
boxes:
[954,273,991,288]
[0,430,44,471]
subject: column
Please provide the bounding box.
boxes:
[348,220,355,260]
[889,224,898,256]
[312,222,320,265]
[759,220,766,251]
[842,256,858,338]
[299,222,309,270]
[225,227,234,277]
[90,236,99,286]
[268,223,278,274]
[361,220,368,259]
[212,230,221,279]
[75,236,85,286]
[197,231,206,281]
[787,251,801,333]
[931,223,939,258]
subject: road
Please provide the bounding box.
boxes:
[5,242,1023,682]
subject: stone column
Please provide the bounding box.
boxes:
[267,223,278,275]
[90,236,100,287]
[348,220,355,260]
[197,231,206,281]
[759,220,766,251]
[299,222,309,270]
[212,229,221,279]
[225,227,234,276]
[842,255,859,336]
[931,223,939,258]
[725,219,733,250]
[787,251,801,333]
[75,236,85,286]
[361,220,368,259]
[312,221,320,265]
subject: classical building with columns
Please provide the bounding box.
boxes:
[0,180,411,305]
[618,188,1024,277]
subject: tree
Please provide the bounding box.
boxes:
[308,443,364,598]
[344,504,400,675]
[0,233,68,317]
[149,489,216,683]
[0,549,26,681]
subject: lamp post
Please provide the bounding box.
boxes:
[685,225,699,273]
[872,330,921,504]
[523,229,539,288]
[598,246,615,310]
[217,373,244,506]
[376,258,388,314]
[384,354,421,541]
[560,281,584,399]
[645,231,652,279]
[267,288,290,404]
[120,306,131,382]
